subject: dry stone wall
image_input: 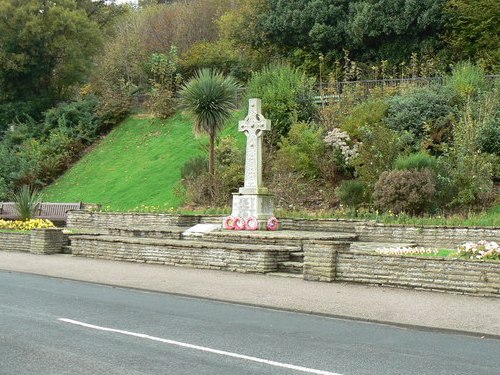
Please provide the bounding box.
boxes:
[335,251,500,296]
[67,211,221,230]
[354,224,499,247]
[71,235,291,273]
[0,229,65,254]
[0,232,31,252]
[67,211,499,247]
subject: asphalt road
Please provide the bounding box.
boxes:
[1,271,499,375]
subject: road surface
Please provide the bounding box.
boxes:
[1,271,498,375]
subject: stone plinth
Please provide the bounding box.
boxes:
[231,193,274,230]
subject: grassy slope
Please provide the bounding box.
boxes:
[43,111,244,211]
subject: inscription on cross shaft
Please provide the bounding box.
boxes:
[238,98,271,194]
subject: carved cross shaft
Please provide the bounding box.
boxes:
[238,99,271,192]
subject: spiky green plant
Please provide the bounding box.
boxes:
[12,185,42,221]
[179,69,242,180]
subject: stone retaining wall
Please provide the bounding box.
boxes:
[71,235,292,273]
[354,224,499,248]
[67,211,221,230]
[335,251,500,296]
[0,229,65,254]
[0,231,31,252]
[67,211,499,247]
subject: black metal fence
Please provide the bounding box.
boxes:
[314,75,499,104]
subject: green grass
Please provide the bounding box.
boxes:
[43,110,245,211]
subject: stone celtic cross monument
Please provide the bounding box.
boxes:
[229,98,274,229]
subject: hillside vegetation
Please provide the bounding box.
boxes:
[43,112,242,211]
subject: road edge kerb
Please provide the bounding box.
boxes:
[2,268,499,341]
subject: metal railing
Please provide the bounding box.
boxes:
[314,75,499,104]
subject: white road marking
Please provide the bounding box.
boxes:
[59,318,344,375]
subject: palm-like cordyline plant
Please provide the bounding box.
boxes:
[12,185,42,221]
[180,69,241,182]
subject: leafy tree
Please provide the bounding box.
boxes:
[0,0,102,102]
[254,0,447,66]
[179,69,241,181]
[445,0,500,71]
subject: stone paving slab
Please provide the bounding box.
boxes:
[0,251,499,338]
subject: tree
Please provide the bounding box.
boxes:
[0,0,102,102]
[445,0,500,71]
[180,69,241,184]
[254,0,446,67]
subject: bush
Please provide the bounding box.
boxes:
[445,153,495,208]
[145,84,177,119]
[384,86,456,150]
[181,137,244,207]
[478,112,500,156]
[445,62,488,99]
[246,64,318,146]
[394,152,437,171]
[339,99,388,140]
[335,180,367,211]
[354,124,410,192]
[275,123,325,180]
[144,50,181,119]
[181,156,208,180]
[0,98,52,134]
[373,169,437,215]
[43,96,102,144]
[95,81,133,130]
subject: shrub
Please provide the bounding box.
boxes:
[445,62,488,99]
[275,123,325,180]
[181,156,208,180]
[0,98,52,134]
[144,50,181,119]
[246,64,318,146]
[478,111,500,156]
[43,96,102,144]
[373,169,437,215]
[394,152,437,171]
[95,80,133,130]
[443,97,496,208]
[181,137,243,207]
[339,99,388,140]
[444,153,495,208]
[11,185,42,221]
[384,86,456,150]
[354,124,409,192]
[335,180,367,211]
[145,84,177,119]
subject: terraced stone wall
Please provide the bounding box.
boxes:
[67,212,499,247]
[335,251,500,297]
[354,224,499,248]
[0,232,30,252]
[67,211,221,230]
[0,229,65,254]
[71,235,291,273]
